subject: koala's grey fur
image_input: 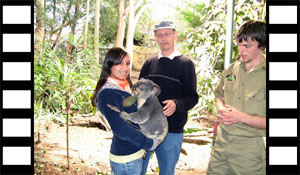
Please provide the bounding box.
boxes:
[110,79,168,141]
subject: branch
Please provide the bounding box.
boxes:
[50,1,72,50]
[134,0,143,11]
[183,138,211,145]
[51,22,72,35]
[134,4,149,25]
[124,0,143,19]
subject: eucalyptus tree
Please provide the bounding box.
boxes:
[94,0,100,62]
[115,0,126,47]
[34,0,45,62]
[84,0,90,49]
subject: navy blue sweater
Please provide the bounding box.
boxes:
[97,88,154,156]
[139,55,199,133]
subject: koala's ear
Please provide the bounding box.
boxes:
[152,84,161,96]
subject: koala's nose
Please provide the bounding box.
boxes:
[132,84,137,89]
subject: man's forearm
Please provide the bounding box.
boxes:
[239,112,266,129]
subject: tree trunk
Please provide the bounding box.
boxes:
[66,0,80,63]
[84,0,90,49]
[94,0,100,63]
[126,0,134,71]
[66,89,71,169]
[51,1,72,50]
[126,0,149,71]
[34,0,45,62]
[51,0,56,33]
[115,0,125,47]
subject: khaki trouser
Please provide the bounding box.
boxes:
[207,128,266,175]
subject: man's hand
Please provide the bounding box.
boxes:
[217,105,241,126]
[216,98,266,129]
[162,100,176,117]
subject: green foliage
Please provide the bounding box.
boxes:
[43,0,87,34]
[34,0,120,122]
[184,128,203,134]
[34,42,99,121]
[99,0,119,44]
[180,0,266,115]
[40,0,118,47]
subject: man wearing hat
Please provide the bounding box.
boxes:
[139,21,199,175]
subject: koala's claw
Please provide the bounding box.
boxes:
[120,111,129,119]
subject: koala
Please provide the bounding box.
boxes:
[108,78,168,141]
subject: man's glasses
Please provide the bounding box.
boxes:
[156,32,173,39]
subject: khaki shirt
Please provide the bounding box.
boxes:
[214,60,266,137]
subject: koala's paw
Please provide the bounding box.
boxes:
[120,111,129,119]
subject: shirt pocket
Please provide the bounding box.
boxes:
[222,80,236,104]
[246,87,266,115]
[222,80,236,91]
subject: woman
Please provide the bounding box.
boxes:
[92,47,158,175]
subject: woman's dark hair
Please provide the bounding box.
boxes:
[92,47,132,107]
[236,20,266,49]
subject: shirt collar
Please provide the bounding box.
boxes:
[253,59,266,70]
[158,50,181,60]
[240,58,266,72]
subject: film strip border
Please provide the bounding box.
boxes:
[267,0,300,174]
[0,0,34,174]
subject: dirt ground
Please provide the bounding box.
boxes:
[34,115,216,175]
